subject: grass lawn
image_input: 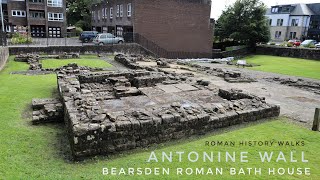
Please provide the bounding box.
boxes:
[40,55,112,69]
[0,56,320,179]
[244,55,320,80]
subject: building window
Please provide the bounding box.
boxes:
[289,32,297,39]
[291,19,299,26]
[277,19,283,26]
[120,4,123,17]
[110,7,113,19]
[92,11,95,20]
[12,10,26,17]
[97,10,100,20]
[127,3,132,17]
[29,0,44,3]
[271,7,278,13]
[48,27,61,38]
[30,11,45,19]
[269,19,272,26]
[116,5,120,17]
[48,12,63,21]
[47,0,62,7]
[275,31,282,39]
[102,8,105,19]
[104,8,108,18]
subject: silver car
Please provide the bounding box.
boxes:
[93,33,124,45]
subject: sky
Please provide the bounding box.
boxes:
[211,0,320,19]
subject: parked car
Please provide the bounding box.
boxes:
[315,43,320,49]
[301,39,317,47]
[93,33,124,45]
[288,39,301,46]
[79,31,98,43]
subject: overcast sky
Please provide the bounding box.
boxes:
[211,0,320,19]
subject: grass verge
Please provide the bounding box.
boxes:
[244,55,320,80]
[0,57,319,179]
[40,55,112,69]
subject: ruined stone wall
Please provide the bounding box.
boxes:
[0,47,9,71]
[256,45,320,60]
[9,44,154,56]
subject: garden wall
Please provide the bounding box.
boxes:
[9,43,155,56]
[256,45,320,60]
[212,47,250,59]
[0,47,9,71]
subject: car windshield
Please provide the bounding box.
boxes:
[301,40,312,45]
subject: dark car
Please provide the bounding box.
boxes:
[79,31,98,43]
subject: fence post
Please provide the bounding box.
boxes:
[312,108,320,131]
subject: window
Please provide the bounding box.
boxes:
[289,32,297,39]
[269,19,272,26]
[92,11,95,20]
[277,19,283,26]
[48,12,63,21]
[271,7,278,13]
[29,0,44,3]
[47,0,62,7]
[105,8,108,18]
[97,10,100,20]
[291,19,299,26]
[110,7,113,19]
[275,31,282,39]
[127,3,132,17]
[116,5,120,17]
[102,8,105,19]
[120,4,123,17]
[30,11,45,18]
[12,10,26,17]
[48,27,61,38]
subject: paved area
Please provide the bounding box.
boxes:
[137,61,320,128]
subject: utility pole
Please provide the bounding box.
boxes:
[0,0,4,32]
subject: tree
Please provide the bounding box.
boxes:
[215,0,270,48]
[66,0,92,30]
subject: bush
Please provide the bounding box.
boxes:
[309,45,316,48]
[10,33,32,44]
[75,27,83,35]
[270,42,276,45]
[287,43,293,47]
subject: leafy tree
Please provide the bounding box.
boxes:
[215,0,270,48]
[66,0,92,30]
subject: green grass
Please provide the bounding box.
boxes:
[0,57,320,179]
[244,55,320,80]
[40,55,112,69]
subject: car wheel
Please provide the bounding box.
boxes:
[84,38,89,43]
[99,42,104,46]
[118,41,124,44]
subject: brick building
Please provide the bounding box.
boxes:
[1,0,66,38]
[91,0,213,58]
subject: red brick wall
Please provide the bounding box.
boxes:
[134,0,212,55]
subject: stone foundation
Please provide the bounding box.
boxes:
[55,55,280,159]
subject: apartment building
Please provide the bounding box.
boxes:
[265,3,320,42]
[2,0,66,38]
[91,0,213,58]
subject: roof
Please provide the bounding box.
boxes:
[290,4,315,16]
[266,3,315,16]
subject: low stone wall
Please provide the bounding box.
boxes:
[256,45,320,60]
[212,48,250,59]
[9,43,154,56]
[0,47,9,71]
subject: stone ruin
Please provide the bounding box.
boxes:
[30,54,280,159]
[14,53,80,71]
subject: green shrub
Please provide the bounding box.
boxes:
[75,27,83,35]
[10,33,32,44]
[270,42,276,45]
[287,43,293,47]
[309,45,316,48]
